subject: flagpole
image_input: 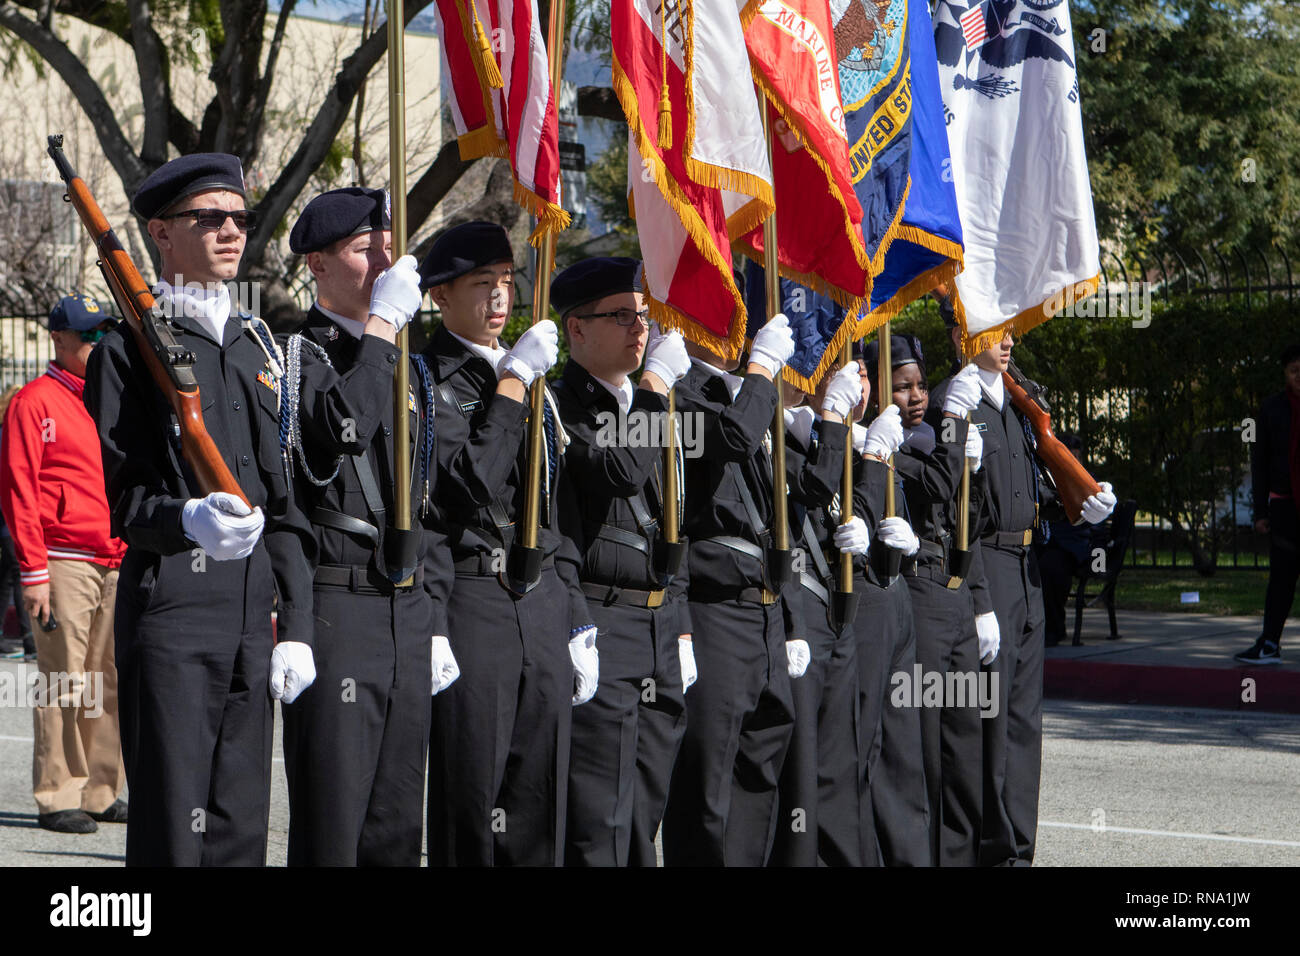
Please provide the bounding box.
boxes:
[878,322,893,518]
[838,338,855,593]
[515,0,568,591]
[761,106,791,578]
[386,0,416,587]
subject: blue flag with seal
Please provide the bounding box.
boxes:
[837,0,964,331]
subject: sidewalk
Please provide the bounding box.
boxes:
[1045,608,1300,714]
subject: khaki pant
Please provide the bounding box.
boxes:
[32,560,125,815]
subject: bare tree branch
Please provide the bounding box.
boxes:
[240,0,297,164]
[405,138,476,239]
[125,0,171,165]
[577,86,625,123]
[0,3,146,190]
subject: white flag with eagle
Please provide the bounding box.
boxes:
[933,0,1099,353]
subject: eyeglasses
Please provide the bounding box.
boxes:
[159,208,258,232]
[580,307,650,328]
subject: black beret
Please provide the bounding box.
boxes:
[289,187,391,254]
[133,153,246,220]
[862,333,926,382]
[49,293,114,333]
[550,257,642,317]
[418,221,513,288]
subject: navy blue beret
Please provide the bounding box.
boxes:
[289,187,391,254]
[418,221,514,289]
[550,257,642,317]
[133,153,246,220]
[49,293,114,333]
[862,334,926,381]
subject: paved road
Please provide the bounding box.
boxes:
[1,656,1296,866]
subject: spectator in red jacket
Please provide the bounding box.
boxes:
[0,294,128,834]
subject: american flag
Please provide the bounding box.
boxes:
[960,4,987,50]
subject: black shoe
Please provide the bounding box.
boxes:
[87,799,128,823]
[1234,640,1282,665]
[38,810,98,834]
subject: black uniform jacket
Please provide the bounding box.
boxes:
[420,323,589,630]
[84,302,398,648]
[291,307,452,636]
[784,413,851,584]
[1251,391,1295,519]
[674,362,779,595]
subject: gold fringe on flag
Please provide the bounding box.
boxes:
[955,274,1100,357]
[470,2,504,89]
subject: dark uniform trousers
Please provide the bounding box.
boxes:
[115,545,275,866]
[279,309,443,866]
[282,585,434,866]
[770,583,860,866]
[87,306,394,866]
[565,599,686,866]
[427,569,573,866]
[855,573,930,866]
[904,573,982,866]
[662,596,793,866]
[977,541,1044,867]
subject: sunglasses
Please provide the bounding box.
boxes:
[160,208,258,231]
[79,328,108,344]
[580,307,650,328]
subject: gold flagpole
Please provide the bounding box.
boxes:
[519,0,568,565]
[761,106,790,561]
[878,322,894,518]
[664,388,679,545]
[387,0,414,587]
[838,337,855,593]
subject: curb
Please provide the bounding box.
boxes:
[1044,659,1300,714]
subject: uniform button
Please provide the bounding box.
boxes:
[386,354,397,365]
[241,455,250,465]
[383,426,392,437]
[1014,491,1021,498]
[232,400,241,411]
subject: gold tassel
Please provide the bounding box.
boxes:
[472,8,503,89]
[657,83,673,150]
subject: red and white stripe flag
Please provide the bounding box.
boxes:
[432,0,569,241]
[613,0,774,360]
[959,4,987,51]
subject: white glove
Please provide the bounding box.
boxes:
[1080,481,1117,525]
[851,423,868,455]
[678,637,697,693]
[569,626,599,705]
[643,324,690,388]
[877,515,919,556]
[748,312,795,377]
[182,492,264,561]
[833,516,871,555]
[821,361,863,419]
[786,639,811,678]
[269,641,317,704]
[368,254,422,331]
[943,363,983,417]
[863,404,904,459]
[975,611,1000,665]
[965,425,984,473]
[499,319,559,386]
[430,635,461,695]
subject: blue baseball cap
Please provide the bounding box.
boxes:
[48,294,114,333]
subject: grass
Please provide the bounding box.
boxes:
[1110,568,1270,617]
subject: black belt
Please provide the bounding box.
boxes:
[453,551,555,576]
[690,584,780,606]
[984,529,1034,551]
[314,563,423,595]
[581,581,666,608]
[902,563,955,586]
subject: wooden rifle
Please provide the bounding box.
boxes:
[1002,358,1099,525]
[47,135,249,506]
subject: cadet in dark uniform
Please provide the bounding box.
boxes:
[769,363,868,867]
[279,187,446,865]
[881,336,990,866]
[548,257,693,867]
[660,312,800,867]
[853,347,930,867]
[84,155,399,865]
[418,221,595,867]
[931,314,1115,866]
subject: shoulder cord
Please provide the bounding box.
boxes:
[413,353,435,517]
[282,332,343,487]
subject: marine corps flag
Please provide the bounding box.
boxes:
[613,0,774,360]
[934,0,1100,352]
[835,0,965,331]
[432,0,569,241]
[736,0,872,391]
